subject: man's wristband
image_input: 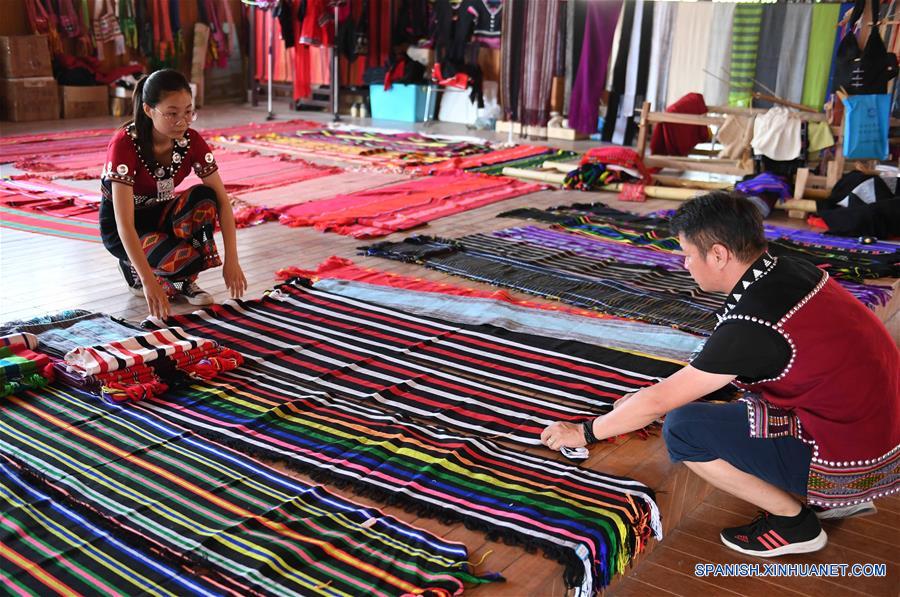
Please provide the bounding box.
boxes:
[582,418,599,445]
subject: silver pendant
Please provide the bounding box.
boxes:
[155,167,166,178]
[157,177,174,202]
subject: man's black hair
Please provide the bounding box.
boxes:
[669,191,767,262]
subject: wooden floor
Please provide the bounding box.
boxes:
[1,105,898,596]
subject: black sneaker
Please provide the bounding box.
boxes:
[119,260,144,297]
[720,508,827,557]
[176,279,214,306]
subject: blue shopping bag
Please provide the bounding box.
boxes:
[842,94,891,159]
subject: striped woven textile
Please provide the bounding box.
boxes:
[0,459,223,596]
[165,279,680,443]
[64,327,215,376]
[499,204,898,304]
[230,130,492,171]
[0,385,490,596]
[469,149,579,176]
[362,236,720,334]
[138,376,661,594]
[728,3,764,107]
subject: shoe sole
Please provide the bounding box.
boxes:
[815,503,877,520]
[127,286,144,297]
[720,529,828,557]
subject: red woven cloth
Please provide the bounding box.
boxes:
[649,92,711,157]
[580,146,653,184]
[422,145,553,175]
[279,173,544,238]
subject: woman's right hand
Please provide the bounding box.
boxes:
[142,277,171,320]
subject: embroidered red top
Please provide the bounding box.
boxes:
[100,123,218,208]
[698,252,900,507]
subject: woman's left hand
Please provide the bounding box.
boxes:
[540,421,587,451]
[223,259,248,299]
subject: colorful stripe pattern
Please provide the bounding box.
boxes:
[138,374,661,594]
[0,206,101,242]
[0,385,488,596]
[0,459,223,597]
[165,279,680,444]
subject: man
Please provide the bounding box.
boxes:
[541,192,899,557]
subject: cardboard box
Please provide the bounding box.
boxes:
[0,35,53,78]
[0,77,59,122]
[61,85,109,118]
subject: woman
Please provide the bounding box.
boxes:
[100,68,246,319]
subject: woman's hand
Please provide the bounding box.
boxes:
[223,259,247,299]
[142,277,171,320]
[540,421,588,451]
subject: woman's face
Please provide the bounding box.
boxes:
[143,90,194,139]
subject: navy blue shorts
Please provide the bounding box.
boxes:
[663,401,812,496]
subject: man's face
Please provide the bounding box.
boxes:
[679,234,721,293]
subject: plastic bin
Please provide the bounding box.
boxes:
[369,83,436,123]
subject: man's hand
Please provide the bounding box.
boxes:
[540,421,588,451]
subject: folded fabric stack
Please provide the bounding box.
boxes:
[0,339,55,397]
[63,327,243,403]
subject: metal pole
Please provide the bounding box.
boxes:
[266,8,275,120]
[332,3,341,121]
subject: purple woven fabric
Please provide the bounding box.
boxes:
[568,1,623,134]
[493,225,893,308]
[492,226,686,270]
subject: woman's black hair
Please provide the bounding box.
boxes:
[669,191,768,262]
[129,69,192,160]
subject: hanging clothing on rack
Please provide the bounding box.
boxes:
[667,1,713,108]
[702,2,735,107]
[774,3,812,105]
[568,0,622,134]
[471,0,502,48]
[801,3,843,109]
[603,0,653,146]
[753,2,788,108]
[645,0,676,112]
[727,2,763,107]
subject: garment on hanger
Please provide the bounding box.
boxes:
[753,2,787,109]
[702,2,734,107]
[502,1,570,124]
[568,0,622,134]
[716,114,755,161]
[774,4,812,105]
[801,2,842,109]
[667,1,713,108]
[727,2,763,107]
[833,0,899,94]
[605,0,652,145]
[275,0,296,47]
[471,0,502,48]
[751,107,802,162]
[645,0,676,112]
